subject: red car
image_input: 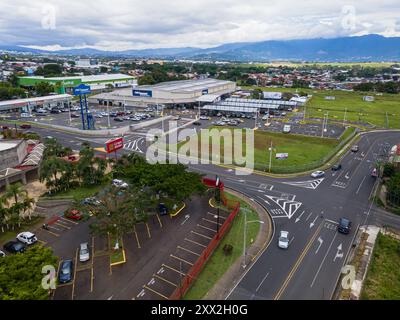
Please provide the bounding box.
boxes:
[64,209,82,221]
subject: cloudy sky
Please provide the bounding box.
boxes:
[0,0,399,51]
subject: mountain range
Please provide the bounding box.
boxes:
[1,34,400,62]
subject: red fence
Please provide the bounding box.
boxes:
[169,178,240,300]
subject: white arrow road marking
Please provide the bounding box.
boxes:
[107,295,113,300]
[334,243,344,262]
[345,172,350,179]
[315,237,324,254]
[295,210,305,223]
[309,215,318,228]
[282,178,325,190]
[181,214,191,226]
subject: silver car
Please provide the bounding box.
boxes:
[79,243,90,262]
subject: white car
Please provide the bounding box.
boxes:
[200,116,210,120]
[0,250,5,257]
[100,112,109,116]
[278,231,290,249]
[70,106,80,111]
[112,179,129,188]
[17,232,37,245]
[20,113,32,118]
[79,243,90,262]
[311,171,325,178]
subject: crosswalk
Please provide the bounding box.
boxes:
[282,178,325,190]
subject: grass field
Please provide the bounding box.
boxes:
[361,233,400,300]
[242,86,400,129]
[184,192,260,300]
[177,127,351,173]
[41,183,107,201]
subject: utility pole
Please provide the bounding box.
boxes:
[268,141,273,172]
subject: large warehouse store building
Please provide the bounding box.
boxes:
[88,78,236,108]
[18,74,137,94]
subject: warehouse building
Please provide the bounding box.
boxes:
[88,78,236,108]
[18,74,137,94]
[0,94,72,113]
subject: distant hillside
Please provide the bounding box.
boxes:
[1,35,400,62]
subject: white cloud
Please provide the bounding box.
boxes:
[0,0,399,50]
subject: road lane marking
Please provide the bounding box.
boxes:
[295,211,305,223]
[356,176,367,195]
[274,221,324,300]
[310,232,338,288]
[256,272,270,293]
[306,212,313,221]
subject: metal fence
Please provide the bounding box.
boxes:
[169,178,240,300]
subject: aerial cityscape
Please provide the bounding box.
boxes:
[0,0,400,313]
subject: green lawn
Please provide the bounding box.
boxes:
[242,86,400,129]
[361,233,400,300]
[41,183,107,201]
[178,127,352,173]
[184,193,260,300]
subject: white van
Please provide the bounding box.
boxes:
[283,125,291,133]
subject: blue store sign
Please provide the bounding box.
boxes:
[73,84,91,96]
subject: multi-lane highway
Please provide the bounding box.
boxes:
[13,123,400,300]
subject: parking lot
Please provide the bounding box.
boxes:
[30,195,215,300]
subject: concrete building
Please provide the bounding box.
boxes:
[0,94,72,113]
[18,73,137,94]
[88,78,236,108]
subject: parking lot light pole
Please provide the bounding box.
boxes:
[268,141,273,172]
[242,207,264,269]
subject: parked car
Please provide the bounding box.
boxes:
[0,250,6,257]
[116,112,125,117]
[200,116,210,120]
[158,203,169,216]
[36,109,47,114]
[3,241,26,254]
[351,145,359,153]
[278,231,290,249]
[114,117,124,122]
[20,113,31,118]
[79,243,90,262]
[100,112,109,116]
[50,109,61,114]
[71,113,80,118]
[70,106,80,111]
[58,260,73,284]
[123,116,131,120]
[94,114,103,118]
[109,112,117,117]
[338,218,352,234]
[82,197,101,206]
[331,164,342,171]
[311,171,325,178]
[20,124,32,129]
[112,179,129,188]
[16,232,37,245]
[65,209,83,221]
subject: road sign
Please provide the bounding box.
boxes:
[73,84,91,96]
[105,137,124,154]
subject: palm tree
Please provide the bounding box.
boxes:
[39,156,67,192]
[22,196,36,220]
[4,182,27,205]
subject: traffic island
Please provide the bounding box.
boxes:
[183,188,273,300]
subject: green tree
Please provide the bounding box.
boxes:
[35,82,55,96]
[4,182,27,205]
[39,157,67,193]
[0,245,58,300]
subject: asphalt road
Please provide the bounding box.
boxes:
[6,120,400,300]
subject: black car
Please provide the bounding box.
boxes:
[50,109,61,114]
[193,121,202,126]
[58,260,74,284]
[114,117,124,122]
[158,203,169,216]
[332,164,342,171]
[3,241,26,254]
[338,218,352,234]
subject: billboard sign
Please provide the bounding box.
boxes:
[133,89,153,97]
[73,84,91,96]
[105,137,124,154]
[276,153,289,160]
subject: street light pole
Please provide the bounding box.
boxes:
[268,141,273,172]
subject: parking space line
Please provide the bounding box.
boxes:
[170,254,194,266]
[41,229,60,237]
[156,214,163,228]
[197,224,217,233]
[202,217,223,226]
[177,245,200,256]
[54,222,71,229]
[134,225,141,249]
[153,274,178,287]
[59,217,79,225]
[162,264,186,276]
[145,223,151,239]
[56,219,72,226]
[207,212,226,220]
[184,238,207,248]
[191,230,212,240]
[143,285,169,300]
[72,249,78,300]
